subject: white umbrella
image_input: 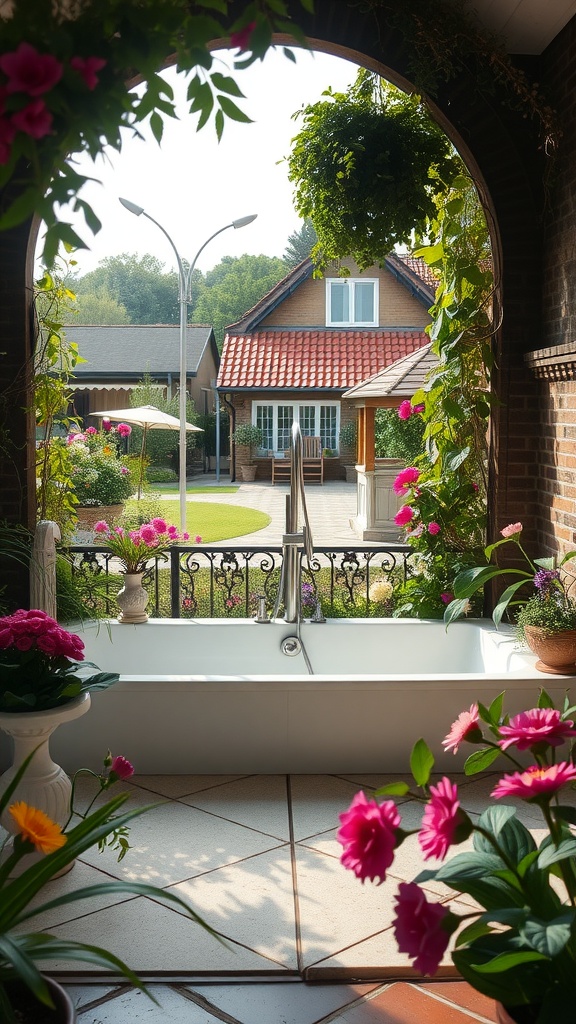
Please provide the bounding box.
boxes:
[89,405,203,499]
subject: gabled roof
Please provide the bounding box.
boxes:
[66,325,218,379]
[217,330,430,391]
[226,254,435,334]
[342,343,437,402]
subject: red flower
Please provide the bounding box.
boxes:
[70,56,106,91]
[110,755,134,781]
[393,882,451,975]
[11,99,53,139]
[0,43,62,96]
[230,20,257,52]
[0,115,15,163]
[497,708,576,752]
[337,791,400,884]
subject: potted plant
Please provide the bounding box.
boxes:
[0,609,120,833]
[444,522,576,672]
[339,421,358,478]
[232,424,263,482]
[0,748,215,1023]
[93,517,190,623]
[67,425,135,530]
[338,687,576,1024]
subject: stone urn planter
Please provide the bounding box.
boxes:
[116,572,149,623]
[239,464,257,482]
[523,625,576,674]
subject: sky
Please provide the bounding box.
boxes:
[39,47,361,278]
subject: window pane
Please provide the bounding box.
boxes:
[255,405,273,451]
[354,282,375,323]
[330,281,349,323]
[299,405,316,436]
[277,405,294,452]
[320,406,337,450]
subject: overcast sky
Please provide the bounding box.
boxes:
[40,47,361,278]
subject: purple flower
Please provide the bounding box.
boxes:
[533,569,560,594]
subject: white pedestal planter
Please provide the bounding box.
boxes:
[351,459,404,541]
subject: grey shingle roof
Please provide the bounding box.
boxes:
[66,325,217,378]
[342,343,437,401]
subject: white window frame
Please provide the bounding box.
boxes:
[326,278,379,327]
[252,401,341,455]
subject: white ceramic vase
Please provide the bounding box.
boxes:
[0,692,91,834]
[117,571,149,623]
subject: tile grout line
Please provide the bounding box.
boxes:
[286,774,306,976]
[409,983,496,1024]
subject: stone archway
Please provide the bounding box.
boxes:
[0,0,545,605]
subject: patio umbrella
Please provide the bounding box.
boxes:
[89,405,203,499]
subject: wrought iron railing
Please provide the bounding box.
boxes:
[65,544,417,619]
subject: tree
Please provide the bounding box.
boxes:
[192,254,287,350]
[72,253,182,324]
[287,72,461,272]
[283,218,318,267]
[63,289,130,325]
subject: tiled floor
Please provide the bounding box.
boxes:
[12,770,558,1021]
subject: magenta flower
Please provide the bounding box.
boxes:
[394,505,415,527]
[11,99,53,138]
[498,708,576,752]
[167,525,178,538]
[230,20,257,51]
[110,755,134,780]
[393,467,420,496]
[440,591,454,605]
[398,400,413,420]
[116,422,132,437]
[442,704,481,753]
[0,43,62,96]
[427,522,441,535]
[419,778,463,861]
[492,762,576,801]
[139,524,158,545]
[94,520,110,533]
[120,466,129,474]
[151,518,168,534]
[182,531,190,540]
[393,882,450,975]
[412,403,425,414]
[70,55,107,90]
[500,521,522,538]
[102,418,112,432]
[337,791,400,884]
[195,535,202,544]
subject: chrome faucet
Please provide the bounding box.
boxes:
[272,422,314,623]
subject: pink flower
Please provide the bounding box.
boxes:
[500,522,522,538]
[442,704,481,754]
[393,882,450,975]
[167,525,178,538]
[427,522,441,535]
[195,535,202,544]
[14,635,34,651]
[230,20,257,51]
[120,466,129,474]
[84,425,97,435]
[102,418,112,432]
[94,520,110,533]
[337,791,400,884]
[492,762,576,801]
[139,524,158,545]
[419,778,463,861]
[110,755,134,780]
[412,403,425,414]
[116,422,132,437]
[182,532,190,541]
[12,99,53,138]
[394,505,415,527]
[393,467,420,496]
[70,55,106,90]
[498,708,576,752]
[471,482,479,492]
[398,400,413,420]
[440,592,453,605]
[151,518,168,534]
[0,43,62,96]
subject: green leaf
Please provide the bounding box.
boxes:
[410,738,434,787]
[210,72,246,97]
[552,805,576,826]
[214,107,225,141]
[492,578,534,628]
[488,691,505,722]
[443,597,472,627]
[538,688,556,709]
[376,781,410,797]
[0,188,38,230]
[463,746,501,775]
[444,446,471,473]
[537,838,576,869]
[519,915,574,957]
[472,950,548,972]
[149,111,164,144]
[217,94,253,124]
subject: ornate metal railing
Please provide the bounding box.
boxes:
[65,544,418,619]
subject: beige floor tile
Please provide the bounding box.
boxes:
[180,774,290,841]
[183,981,380,1024]
[289,775,371,841]
[167,846,298,969]
[75,983,234,1021]
[78,799,286,886]
[13,858,139,933]
[133,774,251,799]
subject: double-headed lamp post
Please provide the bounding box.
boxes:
[119,198,257,532]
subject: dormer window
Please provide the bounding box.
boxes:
[326,278,378,327]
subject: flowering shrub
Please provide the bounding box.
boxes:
[68,425,134,507]
[94,517,190,573]
[445,521,576,631]
[0,608,119,712]
[338,689,576,1022]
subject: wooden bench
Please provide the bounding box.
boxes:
[272,436,324,484]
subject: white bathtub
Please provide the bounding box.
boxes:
[4,618,564,775]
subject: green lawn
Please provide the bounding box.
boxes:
[184,502,270,542]
[153,484,239,494]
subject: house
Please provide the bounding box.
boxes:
[217,254,435,480]
[65,325,220,421]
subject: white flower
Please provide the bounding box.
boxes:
[369,579,393,602]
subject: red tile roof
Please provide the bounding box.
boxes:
[218,330,430,390]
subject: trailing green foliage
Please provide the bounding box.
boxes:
[374,408,425,462]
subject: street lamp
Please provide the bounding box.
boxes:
[119,198,257,532]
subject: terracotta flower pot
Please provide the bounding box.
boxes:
[523,625,576,674]
[5,976,76,1023]
[495,1001,540,1024]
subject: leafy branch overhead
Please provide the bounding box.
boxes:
[0,0,313,266]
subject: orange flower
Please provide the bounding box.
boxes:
[9,801,67,854]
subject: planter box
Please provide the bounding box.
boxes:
[76,504,124,530]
